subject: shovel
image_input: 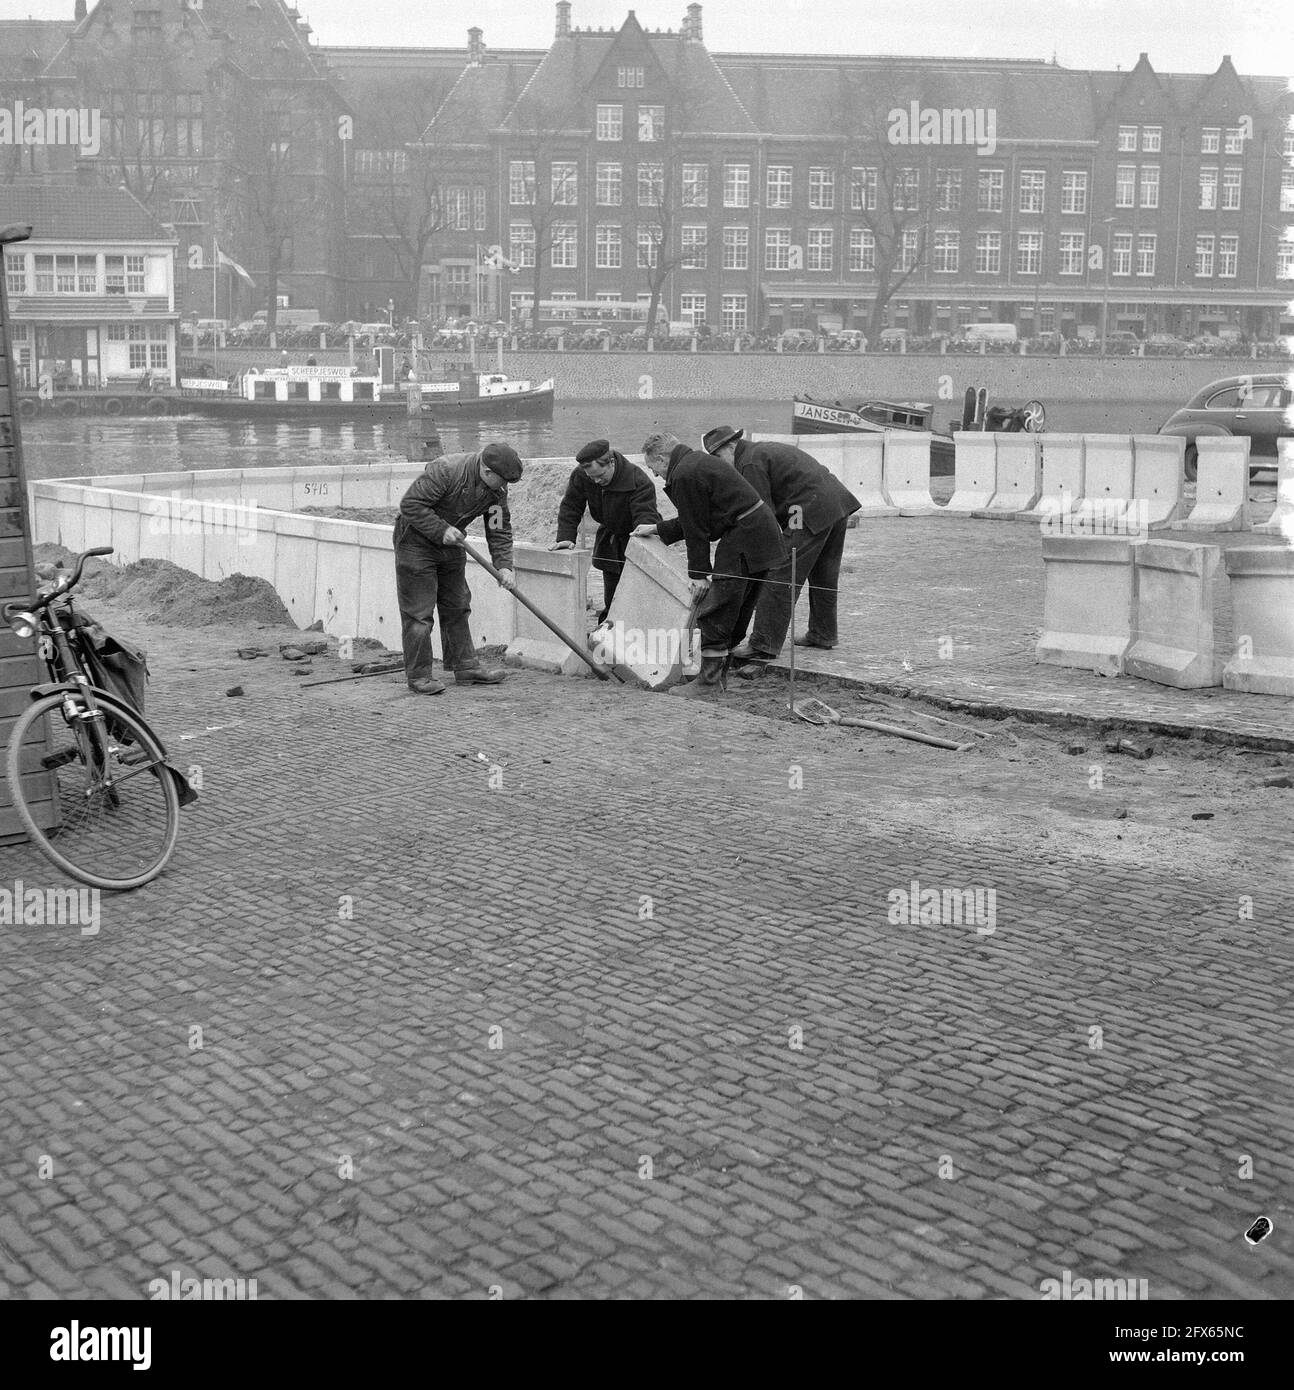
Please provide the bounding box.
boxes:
[793,697,974,752]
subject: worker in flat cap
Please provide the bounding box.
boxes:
[550,439,662,623]
[702,425,861,663]
[632,431,786,698]
[393,442,522,695]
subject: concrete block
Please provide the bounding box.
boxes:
[1182,436,1252,531]
[313,536,364,638]
[603,536,699,688]
[945,433,997,514]
[506,545,591,672]
[1222,546,1294,696]
[980,433,1041,516]
[1073,435,1134,529]
[355,540,401,648]
[803,435,847,482]
[1125,540,1223,688]
[1021,434,1085,521]
[79,488,115,552]
[273,533,321,629]
[838,435,895,516]
[1036,534,1139,676]
[1252,439,1294,538]
[106,493,142,564]
[882,431,938,515]
[1131,435,1186,530]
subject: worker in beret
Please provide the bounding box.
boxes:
[632,431,786,698]
[550,439,662,623]
[702,425,861,662]
[393,442,522,695]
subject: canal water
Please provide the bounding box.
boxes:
[19,397,1179,481]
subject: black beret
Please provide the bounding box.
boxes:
[480,442,523,482]
[576,439,613,465]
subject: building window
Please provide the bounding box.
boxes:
[1019,169,1045,214]
[509,160,536,205]
[106,324,126,341]
[1201,127,1220,154]
[103,255,124,294]
[149,340,169,371]
[722,226,748,271]
[893,168,920,211]
[596,104,622,141]
[34,254,56,292]
[1015,230,1040,275]
[551,162,578,206]
[934,169,961,213]
[136,91,165,156]
[509,222,535,267]
[679,293,706,327]
[807,228,833,272]
[595,224,621,269]
[723,163,750,208]
[549,291,577,320]
[977,168,1003,213]
[766,165,792,208]
[1224,126,1246,154]
[637,162,663,207]
[1195,234,1214,277]
[1284,134,1294,158]
[596,162,622,206]
[848,227,875,272]
[974,230,1000,274]
[128,342,149,369]
[1140,165,1160,209]
[809,167,835,210]
[637,227,658,269]
[355,150,409,175]
[1061,171,1087,214]
[171,197,202,225]
[1058,232,1084,275]
[1277,238,1294,280]
[551,223,577,269]
[1136,233,1156,276]
[510,292,533,321]
[1218,234,1238,278]
[1112,232,1133,275]
[931,230,958,274]
[446,187,475,230]
[126,255,146,294]
[616,66,644,88]
[765,228,791,271]
[1282,169,1294,213]
[721,293,747,332]
[6,258,27,294]
[1221,167,1242,210]
[1141,125,1162,153]
[1199,166,1218,210]
[101,92,126,156]
[1117,125,1137,152]
[851,167,877,212]
[898,228,920,272]
[681,226,708,269]
[637,105,663,142]
[1116,164,1136,208]
[132,7,162,38]
[682,163,709,207]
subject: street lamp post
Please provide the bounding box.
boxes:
[1100,217,1116,354]
[387,298,395,328]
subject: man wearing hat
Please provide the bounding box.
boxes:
[550,439,662,623]
[702,425,860,663]
[393,442,522,695]
[632,432,785,698]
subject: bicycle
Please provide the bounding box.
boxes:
[4,546,192,891]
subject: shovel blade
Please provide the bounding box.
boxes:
[792,697,840,725]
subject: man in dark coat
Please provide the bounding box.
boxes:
[550,439,661,623]
[632,432,786,698]
[703,426,860,661]
[393,442,521,695]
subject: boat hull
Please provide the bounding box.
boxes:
[168,384,555,421]
[792,398,955,473]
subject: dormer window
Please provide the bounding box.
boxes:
[616,66,644,88]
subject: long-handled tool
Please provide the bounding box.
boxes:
[299,662,405,689]
[459,540,624,683]
[793,696,974,752]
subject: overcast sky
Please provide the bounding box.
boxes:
[5,0,1293,76]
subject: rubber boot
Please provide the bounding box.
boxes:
[670,649,727,699]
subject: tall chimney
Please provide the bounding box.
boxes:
[684,3,702,40]
[468,27,484,66]
[556,1,571,38]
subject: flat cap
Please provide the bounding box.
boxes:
[702,425,743,455]
[480,442,523,482]
[575,439,613,465]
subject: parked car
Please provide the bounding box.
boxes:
[777,328,818,351]
[1102,330,1142,354]
[1157,373,1292,479]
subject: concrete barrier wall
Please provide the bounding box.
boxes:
[1125,540,1223,688]
[1254,439,1294,539]
[1183,437,1253,531]
[1025,434,1085,519]
[946,434,997,514]
[1036,535,1139,676]
[981,434,1041,517]
[1131,435,1187,530]
[1222,546,1294,696]
[883,432,937,515]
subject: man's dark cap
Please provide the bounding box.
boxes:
[702,425,743,455]
[576,439,613,465]
[480,442,523,482]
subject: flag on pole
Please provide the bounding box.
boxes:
[213,240,255,288]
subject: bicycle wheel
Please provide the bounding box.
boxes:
[5,692,180,891]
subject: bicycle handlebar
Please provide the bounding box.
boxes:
[2,546,114,621]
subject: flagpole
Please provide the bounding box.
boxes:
[212,238,219,374]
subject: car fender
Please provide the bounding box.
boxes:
[1158,421,1231,440]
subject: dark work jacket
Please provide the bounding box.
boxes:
[394,450,514,570]
[554,452,661,574]
[656,444,786,580]
[731,438,861,536]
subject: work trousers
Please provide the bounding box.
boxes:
[393,529,481,680]
[749,517,849,654]
[597,566,622,624]
[696,555,766,652]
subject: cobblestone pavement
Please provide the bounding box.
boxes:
[1,611,1291,1301]
[777,480,1294,747]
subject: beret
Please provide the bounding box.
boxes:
[480,442,523,482]
[576,439,613,465]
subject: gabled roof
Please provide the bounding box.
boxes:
[422,59,543,145]
[0,177,177,244]
[0,20,74,83]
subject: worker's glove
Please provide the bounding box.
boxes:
[631,523,658,538]
[688,577,711,601]
[497,569,517,592]
[549,540,575,551]
[441,526,466,546]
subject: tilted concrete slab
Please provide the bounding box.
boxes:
[1125,540,1224,688]
[602,536,700,689]
[1182,436,1252,531]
